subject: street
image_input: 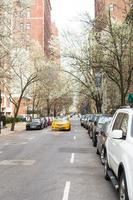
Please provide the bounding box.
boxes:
[0,118,118,200]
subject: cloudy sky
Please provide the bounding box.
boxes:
[51,0,95,32]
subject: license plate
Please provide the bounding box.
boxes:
[31,126,36,128]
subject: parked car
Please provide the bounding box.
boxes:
[104,107,133,200]
[84,114,91,129]
[46,117,53,126]
[96,120,111,164]
[80,115,85,126]
[40,117,48,128]
[92,114,112,147]
[86,114,93,130]
[88,114,100,138]
[52,116,71,131]
[26,118,44,130]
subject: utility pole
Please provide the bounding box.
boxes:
[0,89,2,134]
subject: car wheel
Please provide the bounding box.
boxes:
[104,153,110,180]
[119,172,129,200]
[93,136,97,147]
[100,147,105,165]
[96,148,100,155]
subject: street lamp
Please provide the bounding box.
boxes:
[0,89,2,134]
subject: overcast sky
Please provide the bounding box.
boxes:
[51,0,95,32]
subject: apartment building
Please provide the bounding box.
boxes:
[95,0,129,22]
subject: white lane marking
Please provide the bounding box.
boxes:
[20,142,28,145]
[0,160,36,166]
[28,137,35,140]
[4,143,9,146]
[62,181,71,200]
[74,136,76,140]
[70,153,75,164]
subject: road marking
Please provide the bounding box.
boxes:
[20,142,28,145]
[74,136,76,140]
[70,153,75,164]
[62,181,71,200]
[0,160,36,166]
[28,137,35,140]
[4,143,9,146]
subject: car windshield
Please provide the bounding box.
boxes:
[98,116,112,124]
[32,118,40,123]
[54,116,68,121]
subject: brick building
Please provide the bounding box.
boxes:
[95,0,129,22]
[17,0,52,56]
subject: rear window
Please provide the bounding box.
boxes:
[32,119,40,123]
[98,116,112,124]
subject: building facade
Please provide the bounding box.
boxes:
[95,0,129,22]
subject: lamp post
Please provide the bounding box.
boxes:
[0,89,2,134]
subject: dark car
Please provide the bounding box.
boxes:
[92,114,112,147]
[96,120,111,165]
[26,118,44,130]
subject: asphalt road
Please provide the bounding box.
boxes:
[0,118,118,200]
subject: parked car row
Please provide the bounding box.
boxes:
[81,107,133,200]
[26,116,53,130]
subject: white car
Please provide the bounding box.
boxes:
[104,107,133,200]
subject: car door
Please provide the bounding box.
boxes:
[109,113,129,175]
[108,113,123,171]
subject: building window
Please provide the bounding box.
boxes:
[26,23,31,30]
[20,23,24,30]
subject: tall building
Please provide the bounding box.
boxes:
[17,0,52,56]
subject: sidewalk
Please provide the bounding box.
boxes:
[0,122,26,136]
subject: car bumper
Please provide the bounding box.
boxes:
[52,125,71,131]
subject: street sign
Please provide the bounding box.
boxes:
[128,93,133,103]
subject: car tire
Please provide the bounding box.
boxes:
[100,147,105,165]
[119,172,129,200]
[96,148,100,155]
[104,152,110,181]
[93,136,97,147]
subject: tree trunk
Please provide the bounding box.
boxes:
[32,98,35,119]
[120,91,126,106]
[53,103,57,117]
[10,96,23,131]
[47,99,50,117]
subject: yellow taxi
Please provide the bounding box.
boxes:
[52,116,71,131]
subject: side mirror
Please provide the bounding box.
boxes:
[111,130,123,139]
